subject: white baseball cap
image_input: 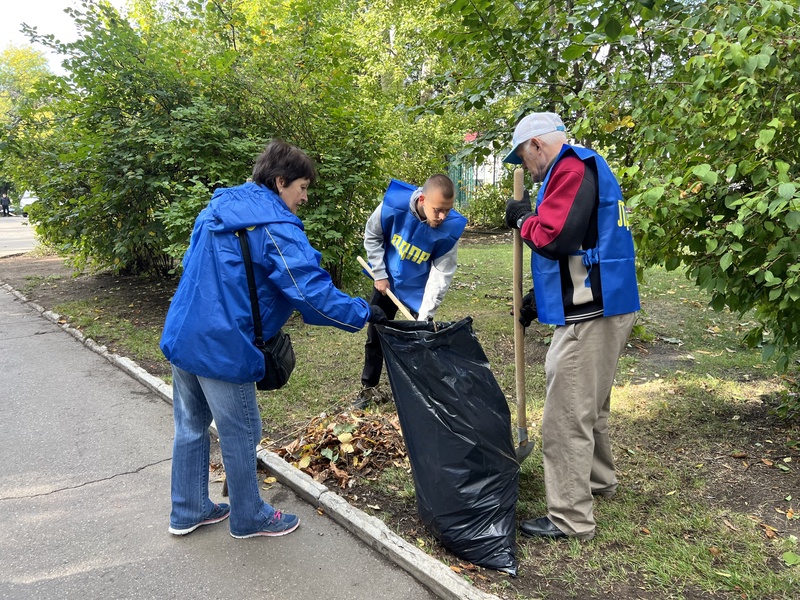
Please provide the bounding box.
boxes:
[504,112,566,164]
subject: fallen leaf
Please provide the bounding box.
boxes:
[263,476,277,484]
[730,451,747,459]
[723,519,738,531]
[759,522,778,539]
[787,508,795,519]
[665,490,677,496]
[329,462,350,487]
[761,458,774,467]
[708,546,722,557]
[640,527,651,535]
[450,566,462,574]
[367,504,380,510]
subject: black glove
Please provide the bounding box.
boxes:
[367,304,388,325]
[519,288,538,327]
[505,190,534,229]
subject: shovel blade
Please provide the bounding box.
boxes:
[515,437,535,464]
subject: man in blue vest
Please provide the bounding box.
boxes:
[355,174,467,409]
[504,112,640,541]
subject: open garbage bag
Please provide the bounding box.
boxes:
[376,317,519,575]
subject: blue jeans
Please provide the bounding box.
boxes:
[170,365,276,536]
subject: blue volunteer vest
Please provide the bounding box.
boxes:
[531,145,640,325]
[380,179,467,312]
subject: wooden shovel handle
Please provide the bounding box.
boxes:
[513,168,527,432]
[357,255,415,320]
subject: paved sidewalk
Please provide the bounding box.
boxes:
[0,283,498,600]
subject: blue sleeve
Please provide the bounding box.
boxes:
[261,223,370,331]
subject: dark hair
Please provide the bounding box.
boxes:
[251,139,317,192]
[422,174,455,201]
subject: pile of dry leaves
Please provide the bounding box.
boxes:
[269,410,410,488]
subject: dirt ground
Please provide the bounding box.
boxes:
[2,247,798,599]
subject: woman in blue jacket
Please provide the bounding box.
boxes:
[160,140,386,539]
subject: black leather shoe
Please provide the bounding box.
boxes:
[519,516,567,539]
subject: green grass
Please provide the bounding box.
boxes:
[22,273,63,296]
[54,299,166,365]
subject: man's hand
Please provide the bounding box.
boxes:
[505,189,534,229]
[374,278,390,295]
[518,288,538,327]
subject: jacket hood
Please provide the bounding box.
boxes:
[207,182,303,233]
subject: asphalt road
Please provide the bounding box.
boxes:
[0,215,37,257]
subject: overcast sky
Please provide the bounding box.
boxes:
[1,1,128,73]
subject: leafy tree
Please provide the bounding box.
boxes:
[2,0,471,283]
[0,44,51,197]
[0,45,50,118]
[426,0,800,369]
[2,1,257,274]
[627,1,800,370]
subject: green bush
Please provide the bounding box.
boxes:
[461,183,508,229]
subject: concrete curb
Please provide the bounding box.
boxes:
[1,280,501,600]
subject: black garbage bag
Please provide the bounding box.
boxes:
[376,317,519,576]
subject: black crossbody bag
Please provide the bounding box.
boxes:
[237,228,295,391]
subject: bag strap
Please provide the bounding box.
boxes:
[236,228,265,349]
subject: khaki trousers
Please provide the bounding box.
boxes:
[542,312,636,538]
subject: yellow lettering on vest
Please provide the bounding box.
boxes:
[391,234,405,258]
[617,201,630,229]
[392,234,431,263]
[399,240,411,259]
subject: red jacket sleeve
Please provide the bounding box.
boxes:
[519,155,596,260]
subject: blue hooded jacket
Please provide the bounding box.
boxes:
[160,182,370,384]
